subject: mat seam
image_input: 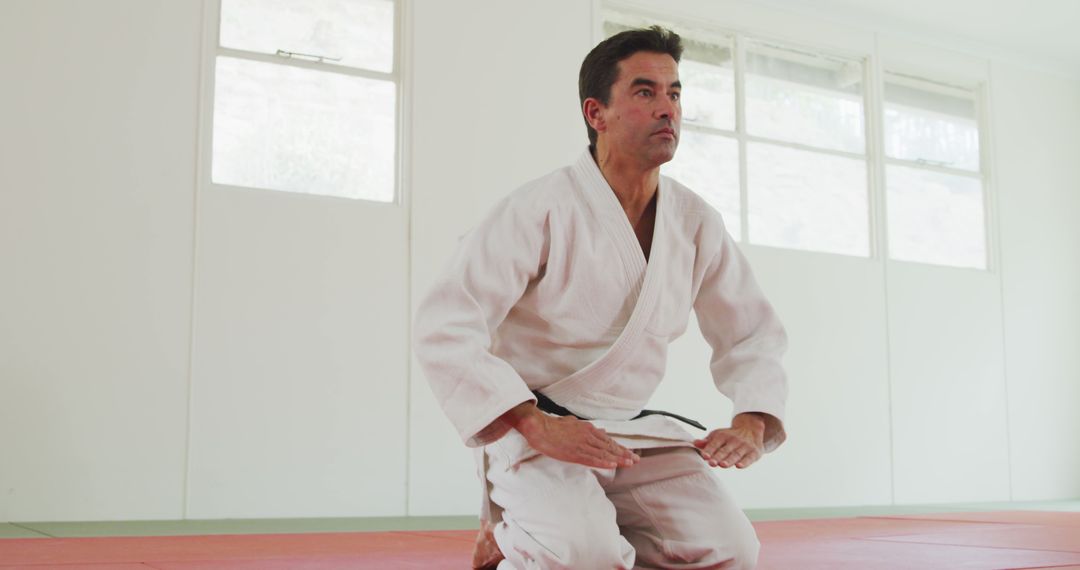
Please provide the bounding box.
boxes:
[398,530,477,543]
[859,515,1061,527]
[855,535,1080,555]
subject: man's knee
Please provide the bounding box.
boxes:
[711,510,760,568]
[556,528,634,568]
[497,509,635,568]
[717,515,760,569]
[655,493,760,569]
[664,528,758,569]
[731,528,760,569]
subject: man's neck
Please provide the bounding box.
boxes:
[591,144,659,225]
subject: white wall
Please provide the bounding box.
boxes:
[992,62,1080,501]
[0,0,409,522]
[0,0,1077,522]
[0,1,198,521]
[184,0,408,519]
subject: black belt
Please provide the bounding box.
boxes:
[532,391,706,431]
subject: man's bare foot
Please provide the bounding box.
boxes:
[472,520,505,569]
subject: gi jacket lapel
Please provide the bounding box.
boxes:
[575,152,648,298]
[542,151,667,407]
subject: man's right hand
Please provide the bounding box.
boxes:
[500,402,640,469]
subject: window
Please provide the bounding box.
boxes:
[603,15,869,255]
[883,73,986,269]
[602,8,990,270]
[744,41,868,256]
[209,0,398,202]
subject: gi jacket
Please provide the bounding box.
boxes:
[414,149,789,453]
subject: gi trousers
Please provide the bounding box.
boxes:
[484,433,760,569]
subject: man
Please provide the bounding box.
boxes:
[414,26,788,569]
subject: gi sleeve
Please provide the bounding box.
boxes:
[412,192,549,448]
[693,223,789,452]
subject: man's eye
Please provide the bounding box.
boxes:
[638,89,653,97]
[671,92,681,101]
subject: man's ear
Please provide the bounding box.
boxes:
[583,98,606,133]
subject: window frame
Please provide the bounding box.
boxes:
[878,71,990,270]
[739,37,871,256]
[196,0,406,205]
[600,1,996,271]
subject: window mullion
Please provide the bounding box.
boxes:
[217,46,396,83]
[977,79,996,273]
[393,0,405,206]
[866,42,887,261]
[883,157,983,179]
[682,122,737,139]
[734,33,749,244]
[744,134,866,162]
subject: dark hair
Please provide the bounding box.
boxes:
[578,26,683,148]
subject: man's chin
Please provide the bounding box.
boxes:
[649,145,678,167]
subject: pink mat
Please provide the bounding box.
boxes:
[867,525,1080,553]
[875,510,1080,528]
[1,512,1078,569]
[0,531,474,567]
[752,514,1080,570]
[752,517,1001,540]
[0,565,151,570]
[758,538,1080,570]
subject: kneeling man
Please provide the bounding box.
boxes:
[414,26,788,570]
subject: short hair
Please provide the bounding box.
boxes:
[578,26,684,148]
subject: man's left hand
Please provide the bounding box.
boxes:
[693,413,766,469]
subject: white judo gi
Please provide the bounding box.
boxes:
[414,149,788,569]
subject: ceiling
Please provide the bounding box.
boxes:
[740,0,1080,78]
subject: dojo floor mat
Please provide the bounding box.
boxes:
[1,511,1078,569]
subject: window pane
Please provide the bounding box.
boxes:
[680,41,735,131]
[663,129,740,237]
[884,76,980,171]
[887,165,986,268]
[745,41,865,154]
[220,0,394,73]
[212,56,395,202]
[748,142,868,256]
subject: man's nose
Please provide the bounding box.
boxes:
[655,96,678,120]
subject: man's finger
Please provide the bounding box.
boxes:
[585,428,616,446]
[576,452,618,469]
[717,446,747,468]
[734,449,760,468]
[695,429,764,469]
[703,443,725,466]
[571,443,619,468]
[597,432,637,459]
[707,438,745,467]
[697,435,717,455]
[585,431,610,448]
[698,438,721,462]
[605,437,628,454]
[592,437,639,465]
[586,431,633,458]
[735,450,761,469]
[579,445,632,469]
[703,434,732,459]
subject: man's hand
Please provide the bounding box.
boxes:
[693,412,766,469]
[501,403,640,469]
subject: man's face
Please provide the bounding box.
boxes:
[595,51,682,168]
